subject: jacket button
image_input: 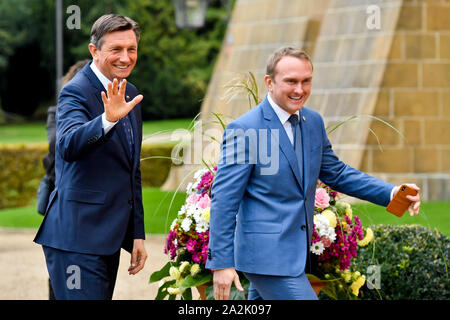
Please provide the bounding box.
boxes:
[128,199,134,206]
[301,225,306,231]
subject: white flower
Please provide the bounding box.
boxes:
[178,205,187,216]
[327,229,337,242]
[170,218,177,231]
[181,217,192,232]
[186,182,194,194]
[194,169,208,180]
[195,220,209,233]
[186,204,197,217]
[311,241,325,255]
[192,208,203,223]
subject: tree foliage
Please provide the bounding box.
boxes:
[0,0,228,120]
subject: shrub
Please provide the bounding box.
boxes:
[0,143,46,209]
[353,224,449,300]
[0,143,174,209]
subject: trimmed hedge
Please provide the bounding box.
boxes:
[354,224,449,300]
[0,143,175,209]
[0,144,47,209]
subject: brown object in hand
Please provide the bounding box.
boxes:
[386,184,418,217]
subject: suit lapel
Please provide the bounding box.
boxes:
[262,100,303,193]
[83,62,108,117]
[125,87,140,169]
[83,63,133,166]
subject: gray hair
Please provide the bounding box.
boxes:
[90,14,140,49]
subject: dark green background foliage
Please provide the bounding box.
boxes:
[0,0,228,119]
[354,225,449,300]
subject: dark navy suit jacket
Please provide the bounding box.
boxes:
[34,62,145,255]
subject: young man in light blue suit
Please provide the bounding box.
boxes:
[205,47,421,300]
[34,14,147,299]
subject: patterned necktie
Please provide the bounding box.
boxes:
[288,113,303,184]
[121,114,134,158]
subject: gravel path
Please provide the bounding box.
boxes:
[0,228,199,300]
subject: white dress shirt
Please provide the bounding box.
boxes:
[90,62,119,134]
[267,93,299,146]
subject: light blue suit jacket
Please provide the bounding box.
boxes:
[205,96,394,276]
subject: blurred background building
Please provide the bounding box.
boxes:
[164,0,450,201]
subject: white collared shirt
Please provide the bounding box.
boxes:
[90,62,120,134]
[267,93,299,145]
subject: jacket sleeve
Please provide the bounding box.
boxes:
[317,115,394,207]
[133,103,145,240]
[56,84,106,162]
[206,121,254,270]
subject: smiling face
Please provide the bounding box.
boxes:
[264,55,313,114]
[88,29,138,81]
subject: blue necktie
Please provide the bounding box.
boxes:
[121,114,134,158]
[288,114,303,184]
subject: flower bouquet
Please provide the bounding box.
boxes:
[308,181,374,299]
[150,166,248,300]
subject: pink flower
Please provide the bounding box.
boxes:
[321,236,332,248]
[315,188,330,210]
[187,193,201,205]
[197,194,211,209]
[186,238,197,252]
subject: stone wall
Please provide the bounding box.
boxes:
[163,0,450,201]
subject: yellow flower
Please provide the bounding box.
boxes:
[322,209,337,228]
[176,276,185,288]
[338,202,352,220]
[190,263,201,277]
[167,287,185,295]
[202,207,210,223]
[179,261,190,274]
[357,228,374,247]
[169,266,181,280]
[350,275,366,296]
[342,270,352,283]
[345,207,352,220]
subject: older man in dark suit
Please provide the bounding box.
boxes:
[34,14,147,299]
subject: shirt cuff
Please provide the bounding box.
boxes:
[102,113,118,134]
[390,186,397,201]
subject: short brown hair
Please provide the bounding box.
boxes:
[266,47,313,78]
[90,14,140,49]
[62,59,90,86]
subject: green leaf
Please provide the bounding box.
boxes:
[149,261,173,283]
[180,271,213,289]
[182,287,193,300]
[155,279,175,300]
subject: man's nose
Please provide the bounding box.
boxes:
[294,83,304,94]
[119,49,131,63]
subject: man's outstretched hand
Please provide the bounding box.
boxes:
[101,78,143,122]
[393,183,421,216]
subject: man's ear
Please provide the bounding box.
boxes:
[264,75,273,92]
[88,43,98,61]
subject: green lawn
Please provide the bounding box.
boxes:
[352,201,450,236]
[0,118,193,144]
[0,187,187,234]
[0,190,448,237]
